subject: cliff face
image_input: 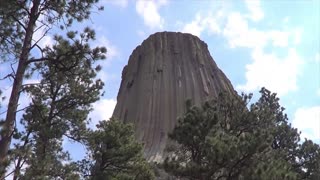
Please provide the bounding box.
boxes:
[113,32,235,161]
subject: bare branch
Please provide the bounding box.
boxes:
[16,106,29,114]
[33,23,47,34]
[29,25,52,51]
[26,57,52,64]
[33,43,45,58]
[10,15,27,31]
[1,168,15,180]
[0,104,31,116]
[0,73,15,81]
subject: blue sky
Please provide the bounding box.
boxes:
[0,0,319,163]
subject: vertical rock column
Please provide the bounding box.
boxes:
[112,32,235,161]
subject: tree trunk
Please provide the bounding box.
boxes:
[0,0,41,177]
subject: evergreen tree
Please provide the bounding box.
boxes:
[164,88,320,180]
[78,118,155,180]
[9,31,105,179]
[0,0,105,177]
[0,1,154,179]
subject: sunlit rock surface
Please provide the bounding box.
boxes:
[113,32,235,161]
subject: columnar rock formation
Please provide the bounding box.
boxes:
[113,32,235,161]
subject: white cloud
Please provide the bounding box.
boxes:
[223,12,293,49]
[181,11,222,37]
[102,0,128,8]
[223,12,268,48]
[269,30,290,47]
[221,9,304,96]
[237,48,303,96]
[182,3,296,51]
[245,0,264,22]
[136,0,168,29]
[89,99,117,128]
[205,13,223,35]
[292,106,320,142]
[182,14,206,37]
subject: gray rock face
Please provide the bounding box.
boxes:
[113,32,235,161]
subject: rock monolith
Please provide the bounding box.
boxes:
[112,32,235,161]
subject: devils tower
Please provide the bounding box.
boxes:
[113,32,235,161]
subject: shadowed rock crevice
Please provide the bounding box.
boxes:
[112,32,235,161]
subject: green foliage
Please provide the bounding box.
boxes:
[296,140,320,179]
[8,28,105,179]
[0,0,26,61]
[0,0,106,178]
[0,0,103,61]
[78,118,155,180]
[164,88,320,180]
[0,1,154,179]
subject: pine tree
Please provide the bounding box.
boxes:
[164,88,320,180]
[78,118,155,180]
[10,31,105,179]
[0,0,105,177]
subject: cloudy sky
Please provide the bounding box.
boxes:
[0,0,319,161]
[85,0,319,144]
